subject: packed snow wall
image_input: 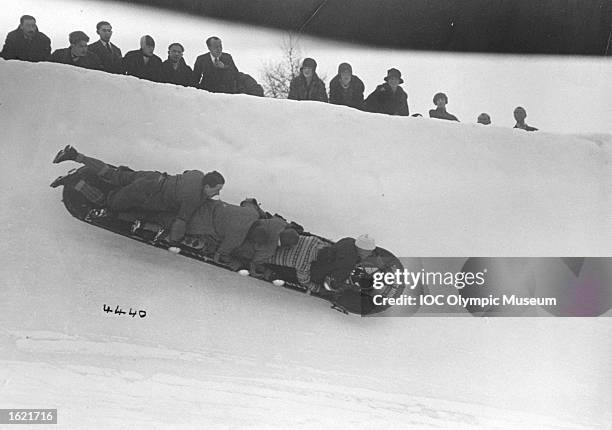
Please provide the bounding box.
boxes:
[1,59,610,257]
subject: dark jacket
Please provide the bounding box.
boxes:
[193,52,239,93]
[161,58,194,87]
[329,75,365,109]
[50,48,103,71]
[123,49,163,82]
[429,108,459,122]
[233,217,289,265]
[105,169,208,242]
[186,200,260,258]
[309,237,361,284]
[514,123,539,132]
[1,28,51,62]
[364,83,409,116]
[288,74,328,102]
[160,170,210,224]
[87,40,123,74]
[236,72,264,97]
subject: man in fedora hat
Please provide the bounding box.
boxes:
[364,68,409,116]
[288,57,328,102]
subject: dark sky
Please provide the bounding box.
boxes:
[114,0,612,55]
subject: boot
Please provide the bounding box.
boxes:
[50,168,78,188]
[52,145,78,164]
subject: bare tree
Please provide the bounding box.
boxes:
[260,33,302,98]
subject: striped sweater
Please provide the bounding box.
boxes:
[268,235,328,285]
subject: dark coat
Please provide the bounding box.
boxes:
[193,52,239,93]
[236,72,264,97]
[87,40,123,74]
[309,237,360,284]
[329,75,365,109]
[429,108,459,122]
[1,28,51,62]
[233,217,289,265]
[105,169,209,242]
[123,50,163,82]
[161,58,194,87]
[288,74,328,102]
[186,200,260,258]
[364,83,410,116]
[514,123,539,132]
[50,48,103,71]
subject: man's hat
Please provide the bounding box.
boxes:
[301,57,317,71]
[477,113,491,125]
[384,68,403,84]
[355,234,376,251]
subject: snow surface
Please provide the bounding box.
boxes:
[0,60,611,429]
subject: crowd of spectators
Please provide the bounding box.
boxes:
[2,15,539,131]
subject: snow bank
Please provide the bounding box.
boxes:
[1,59,610,256]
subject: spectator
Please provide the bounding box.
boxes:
[193,36,239,93]
[513,106,538,131]
[161,43,194,87]
[429,92,459,121]
[288,57,328,102]
[50,31,103,71]
[1,15,51,62]
[329,62,364,109]
[123,35,163,82]
[87,21,123,74]
[477,113,491,125]
[363,68,409,116]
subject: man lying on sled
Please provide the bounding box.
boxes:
[182,198,300,268]
[51,145,224,243]
[51,146,301,269]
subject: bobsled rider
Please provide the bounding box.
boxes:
[234,219,300,274]
[265,234,377,294]
[310,234,377,289]
[51,145,224,243]
[181,199,298,269]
